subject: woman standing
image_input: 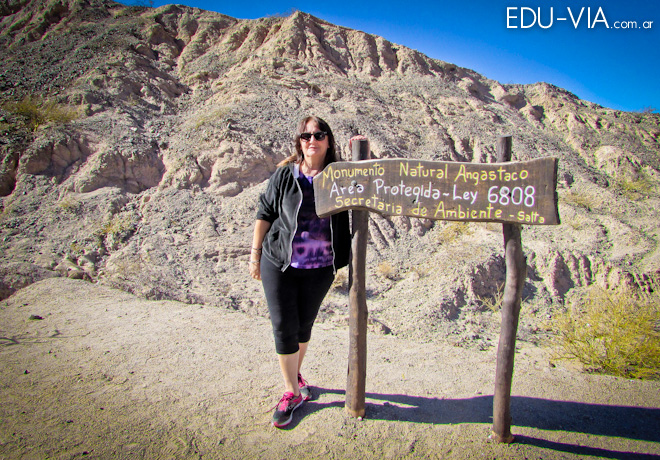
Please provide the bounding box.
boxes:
[249,116,359,428]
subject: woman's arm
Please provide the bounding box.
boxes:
[249,219,271,280]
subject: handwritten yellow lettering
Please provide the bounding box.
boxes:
[454,164,467,183]
[321,165,334,187]
[434,201,445,218]
[411,202,428,216]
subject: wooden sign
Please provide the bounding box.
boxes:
[314,158,559,225]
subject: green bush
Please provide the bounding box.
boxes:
[3,96,79,130]
[549,281,660,379]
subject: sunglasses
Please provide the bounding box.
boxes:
[299,131,327,142]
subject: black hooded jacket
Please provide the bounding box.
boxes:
[256,163,350,272]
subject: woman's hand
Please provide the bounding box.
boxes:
[250,220,270,281]
[249,248,262,280]
[249,259,261,280]
[349,134,369,150]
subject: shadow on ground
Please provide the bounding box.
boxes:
[285,387,660,459]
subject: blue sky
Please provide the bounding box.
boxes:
[144,0,659,113]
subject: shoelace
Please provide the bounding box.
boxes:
[269,393,301,412]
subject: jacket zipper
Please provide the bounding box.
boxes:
[329,215,337,274]
[283,176,303,271]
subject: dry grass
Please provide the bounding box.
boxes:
[3,96,79,131]
[563,213,588,231]
[99,214,135,236]
[331,267,348,291]
[436,221,474,245]
[619,174,655,201]
[192,107,231,130]
[409,265,430,279]
[375,261,397,280]
[476,283,504,312]
[561,190,601,211]
[548,281,660,380]
[69,241,85,256]
[56,196,82,215]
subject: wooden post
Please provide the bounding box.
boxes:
[492,135,527,443]
[345,139,370,418]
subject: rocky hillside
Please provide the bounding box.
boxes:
[1,0,659,345]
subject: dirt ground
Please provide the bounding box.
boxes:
[1,277,659,459]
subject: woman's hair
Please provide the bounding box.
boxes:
[277,116,339,167]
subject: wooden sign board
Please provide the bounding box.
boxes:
[314,158,559,225]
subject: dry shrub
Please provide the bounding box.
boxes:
[476,282,504,312]
[332,267,348,290]
[549,281,660,379]
[56,196,82,215]
[98,214,135,237]
[3,96,79,130]
[375,261,397,280]
[620,174,655,201]
[561,190,601,211]
[436,221,473,244]
[563,213,587,230]
[409,265,429,279]
[193,107,231,130]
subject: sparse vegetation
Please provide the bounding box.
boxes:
[436,221,474,245]
[409,264,429,279]
[548,281,660,380]
[98,214,135,237]
[2,96,80,131]
[561,190,601,211]
[56,196,82,215]
[109,254,146,282]
[375,261,397,280]
[619,173,655,201]
[563,212,588,230]
[476,283,505,312]
[331,267,348,291]
[192,107,231,130]
[69,241,85,255]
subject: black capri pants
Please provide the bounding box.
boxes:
[261,257,335,355]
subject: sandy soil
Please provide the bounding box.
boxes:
[1,277,659,459]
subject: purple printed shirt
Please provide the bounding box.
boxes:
[290,167,334,269]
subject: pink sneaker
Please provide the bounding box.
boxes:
[298,373,312,401]
[272,391,303,428]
